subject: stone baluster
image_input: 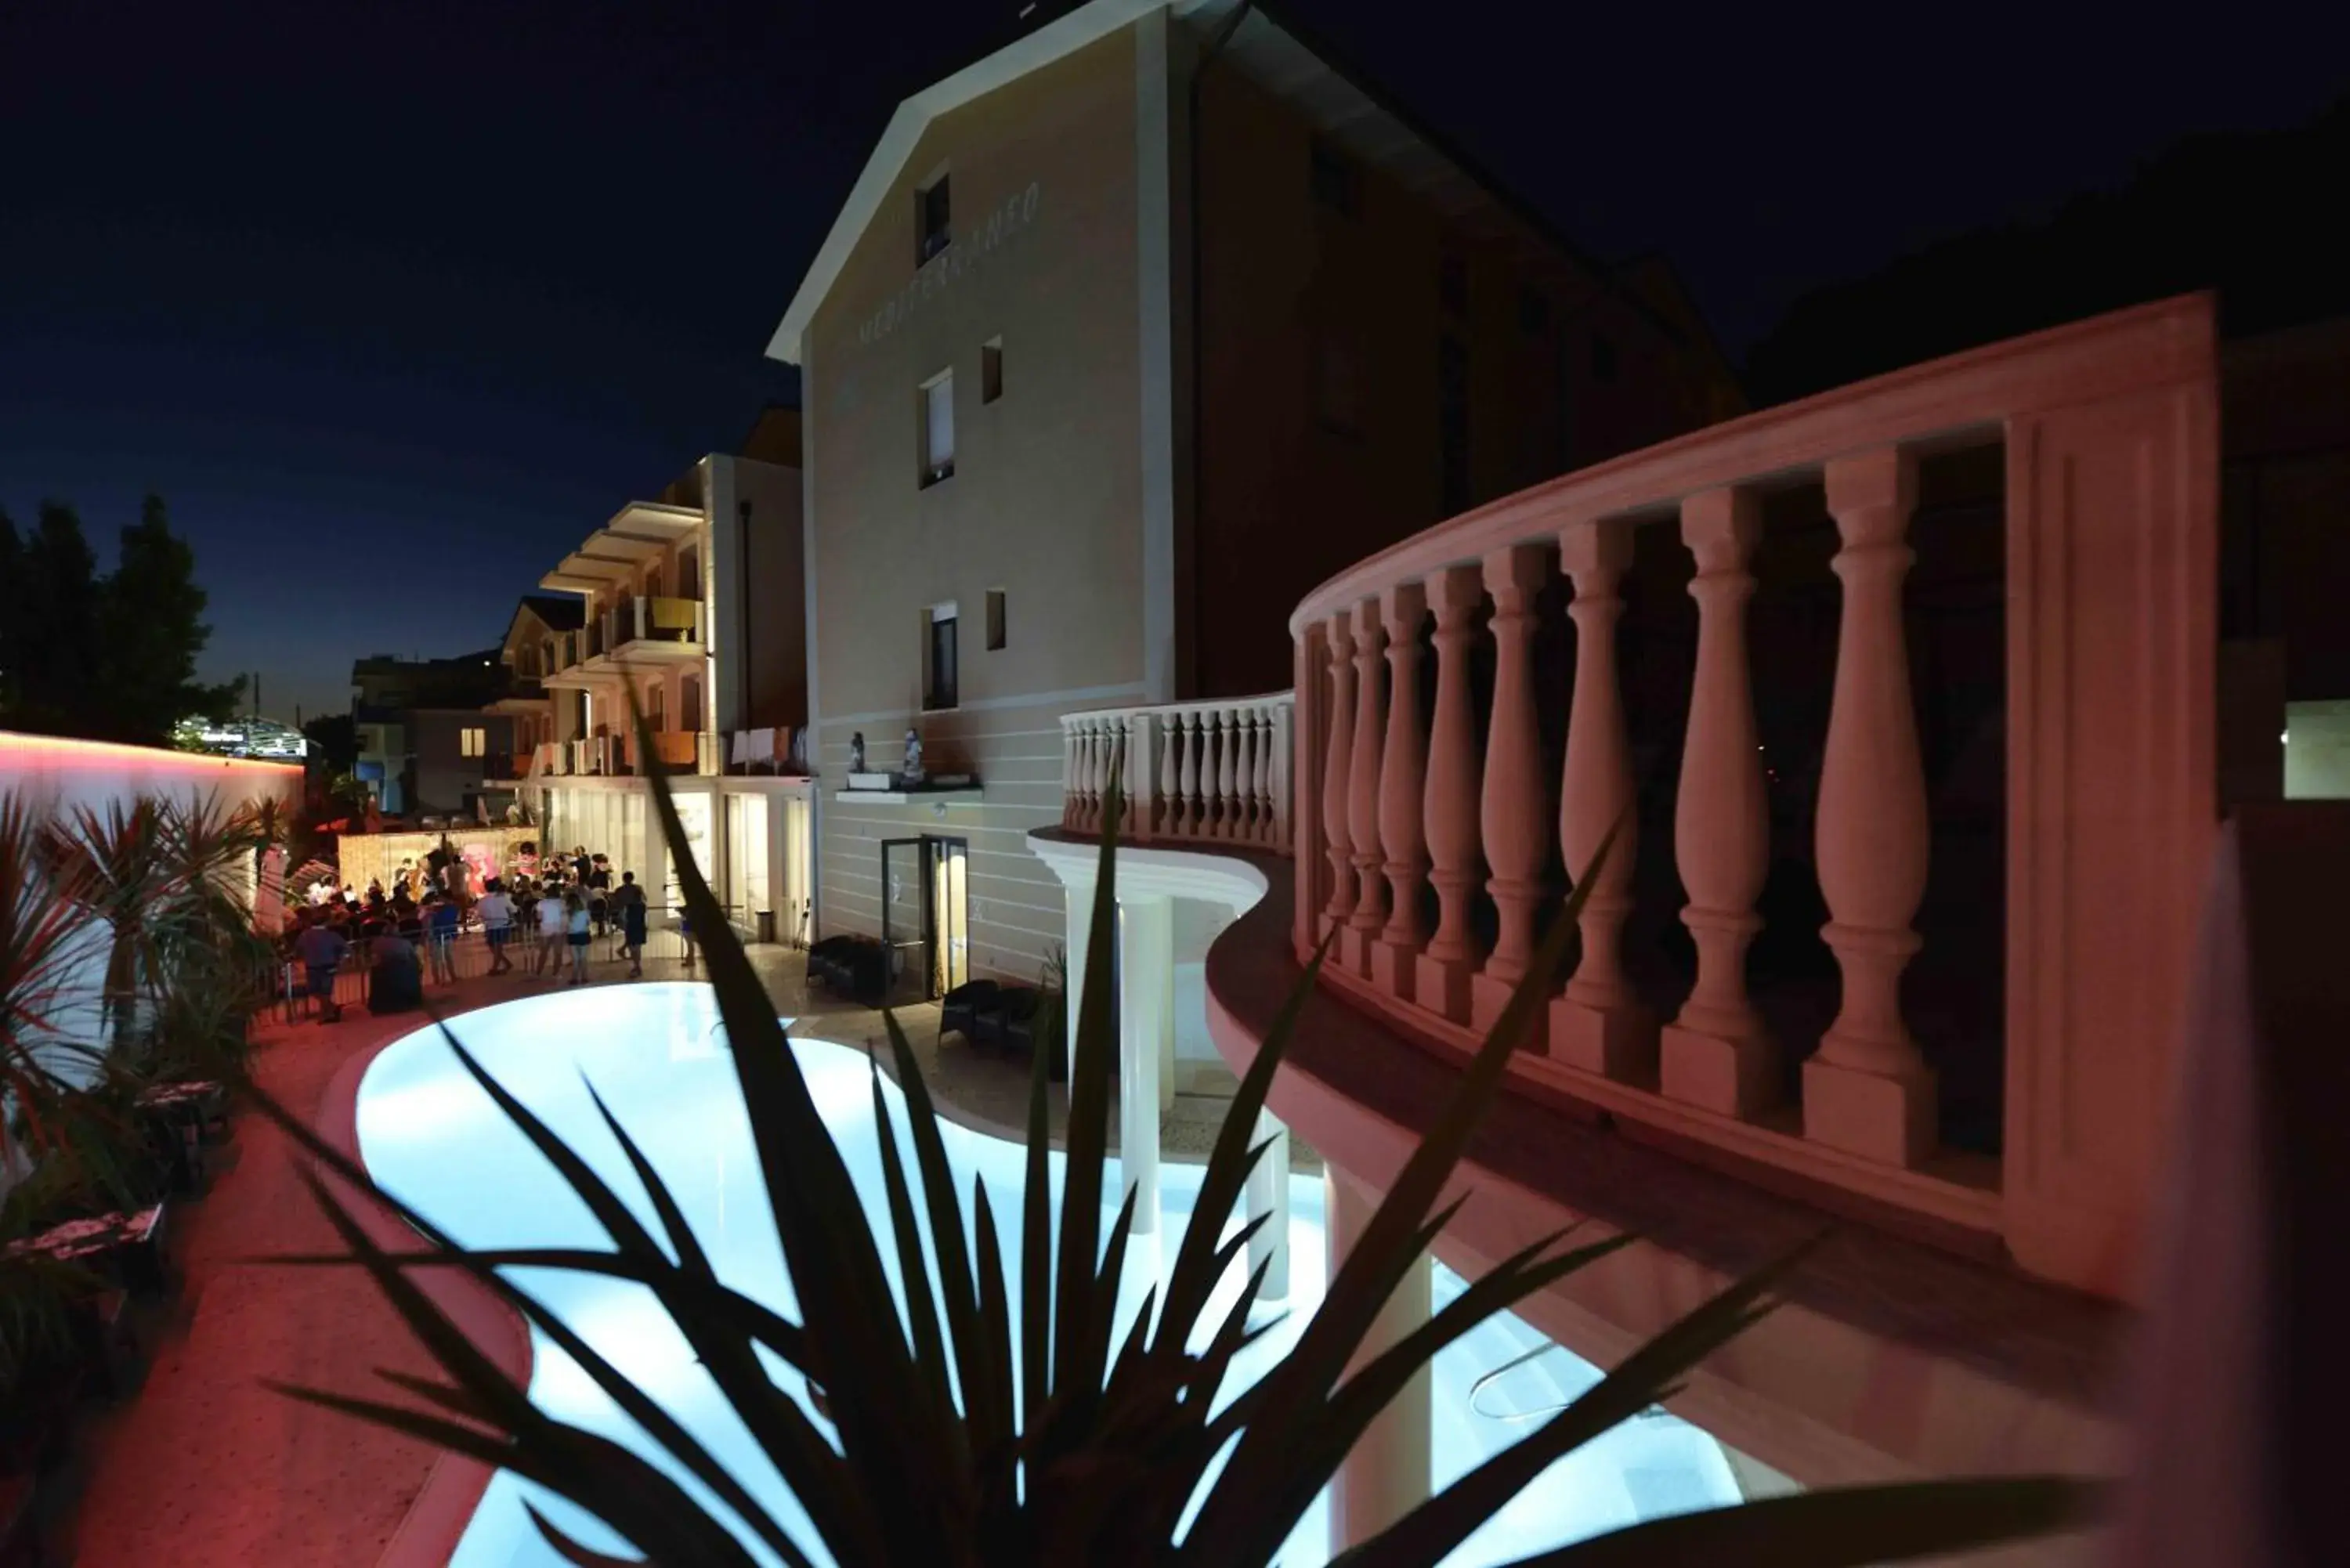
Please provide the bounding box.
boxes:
[1109,719,1132,836]
[1417,565,1483,1022]
[1321,613,1358,936]
[1241,705,1260,841]
[1472,545,1549,1045]
[1173,709,1200,838]
[1159,708,1183,837]
[1080,720,1102,830]
[1660,488,1775,1115]
[1189,709,1216,836]
[1551,518,1651,1077]
[1344,602,1390,974]
[1231,705,1250,841]
[1805,447,1936,1167]
[1063,724,1082,829]
[1272,698,1295,854]
[1374,581,1430,999]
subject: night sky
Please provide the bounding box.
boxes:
[5,0,2345,724]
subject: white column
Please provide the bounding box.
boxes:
[1064,873,1097,1084]
[1805,446,1936,1167]
[1327,1168,1430,1554]
[1661,486,1776,1117]
[1118,896,1170,1235]
[1551,516,1653,1078]
[1244,1106,1291,1302]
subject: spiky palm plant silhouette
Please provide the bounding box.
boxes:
[248,705,2099,1566]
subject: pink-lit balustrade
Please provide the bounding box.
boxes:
[1278,298,2217,1300]
[1059,694,1293,854]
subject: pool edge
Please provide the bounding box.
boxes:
[317,1004,539,1568]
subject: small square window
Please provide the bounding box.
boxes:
[916,173,952,266]
[1309,139,1358,216]
[461,726,486,758]
[920,369,955,486]
[985,588,1007,651]
[982,338,1003,403]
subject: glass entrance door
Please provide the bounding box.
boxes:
[879,838,928,1003]
[880,835,968,1001]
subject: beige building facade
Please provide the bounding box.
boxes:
[519,418,815,942]
[773,0,1737,998]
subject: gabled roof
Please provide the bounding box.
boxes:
[768,0,1160,365]
[515,594,585,634]
[767,0,1687,366]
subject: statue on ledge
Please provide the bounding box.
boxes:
[849,732,866,774]
[902,728,925,783]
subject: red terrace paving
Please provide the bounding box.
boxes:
[66,978,544,1568]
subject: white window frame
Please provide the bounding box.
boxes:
[920,368,955,486]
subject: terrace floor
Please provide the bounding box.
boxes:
[57,939,1303,1568]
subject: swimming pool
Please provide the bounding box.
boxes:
[354,984,1741,1566]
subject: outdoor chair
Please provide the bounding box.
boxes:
[938,980,1000,1043]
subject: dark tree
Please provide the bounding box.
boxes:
[302,710,359,772]
[0,493,238,745]
[0,510,20,715]
[0,502,104,736]
[96,494,243,742]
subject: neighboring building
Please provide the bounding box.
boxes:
[522,409,815,942]
[349,649,512,818]
[770,0,1741,1004]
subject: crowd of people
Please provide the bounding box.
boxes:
[280,840,698,1023]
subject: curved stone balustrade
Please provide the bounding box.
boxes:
[1285,295,2219,1301]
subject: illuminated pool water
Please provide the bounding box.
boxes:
[354,985,1741,1566]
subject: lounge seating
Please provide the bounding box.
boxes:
[807,935,888,1006]
[938,980,1000,1043]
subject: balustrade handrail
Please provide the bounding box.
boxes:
[1284,294,2219,1301]
[1291,294,2211,636]
[1058,692,1295,858]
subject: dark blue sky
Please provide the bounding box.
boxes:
[5,0,2345,723]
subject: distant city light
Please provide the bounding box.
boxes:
[175,714,310,760]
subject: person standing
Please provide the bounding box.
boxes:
[613,871,649,978]
[563,889,592,985]
[479,877,516,975]
[588,854,613,940]
[424,891,459,985]
[537,880,569,977]
[295,917,349,1023]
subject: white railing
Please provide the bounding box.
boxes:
[1060,694,1294,855]
[1286,296,2218,1299]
